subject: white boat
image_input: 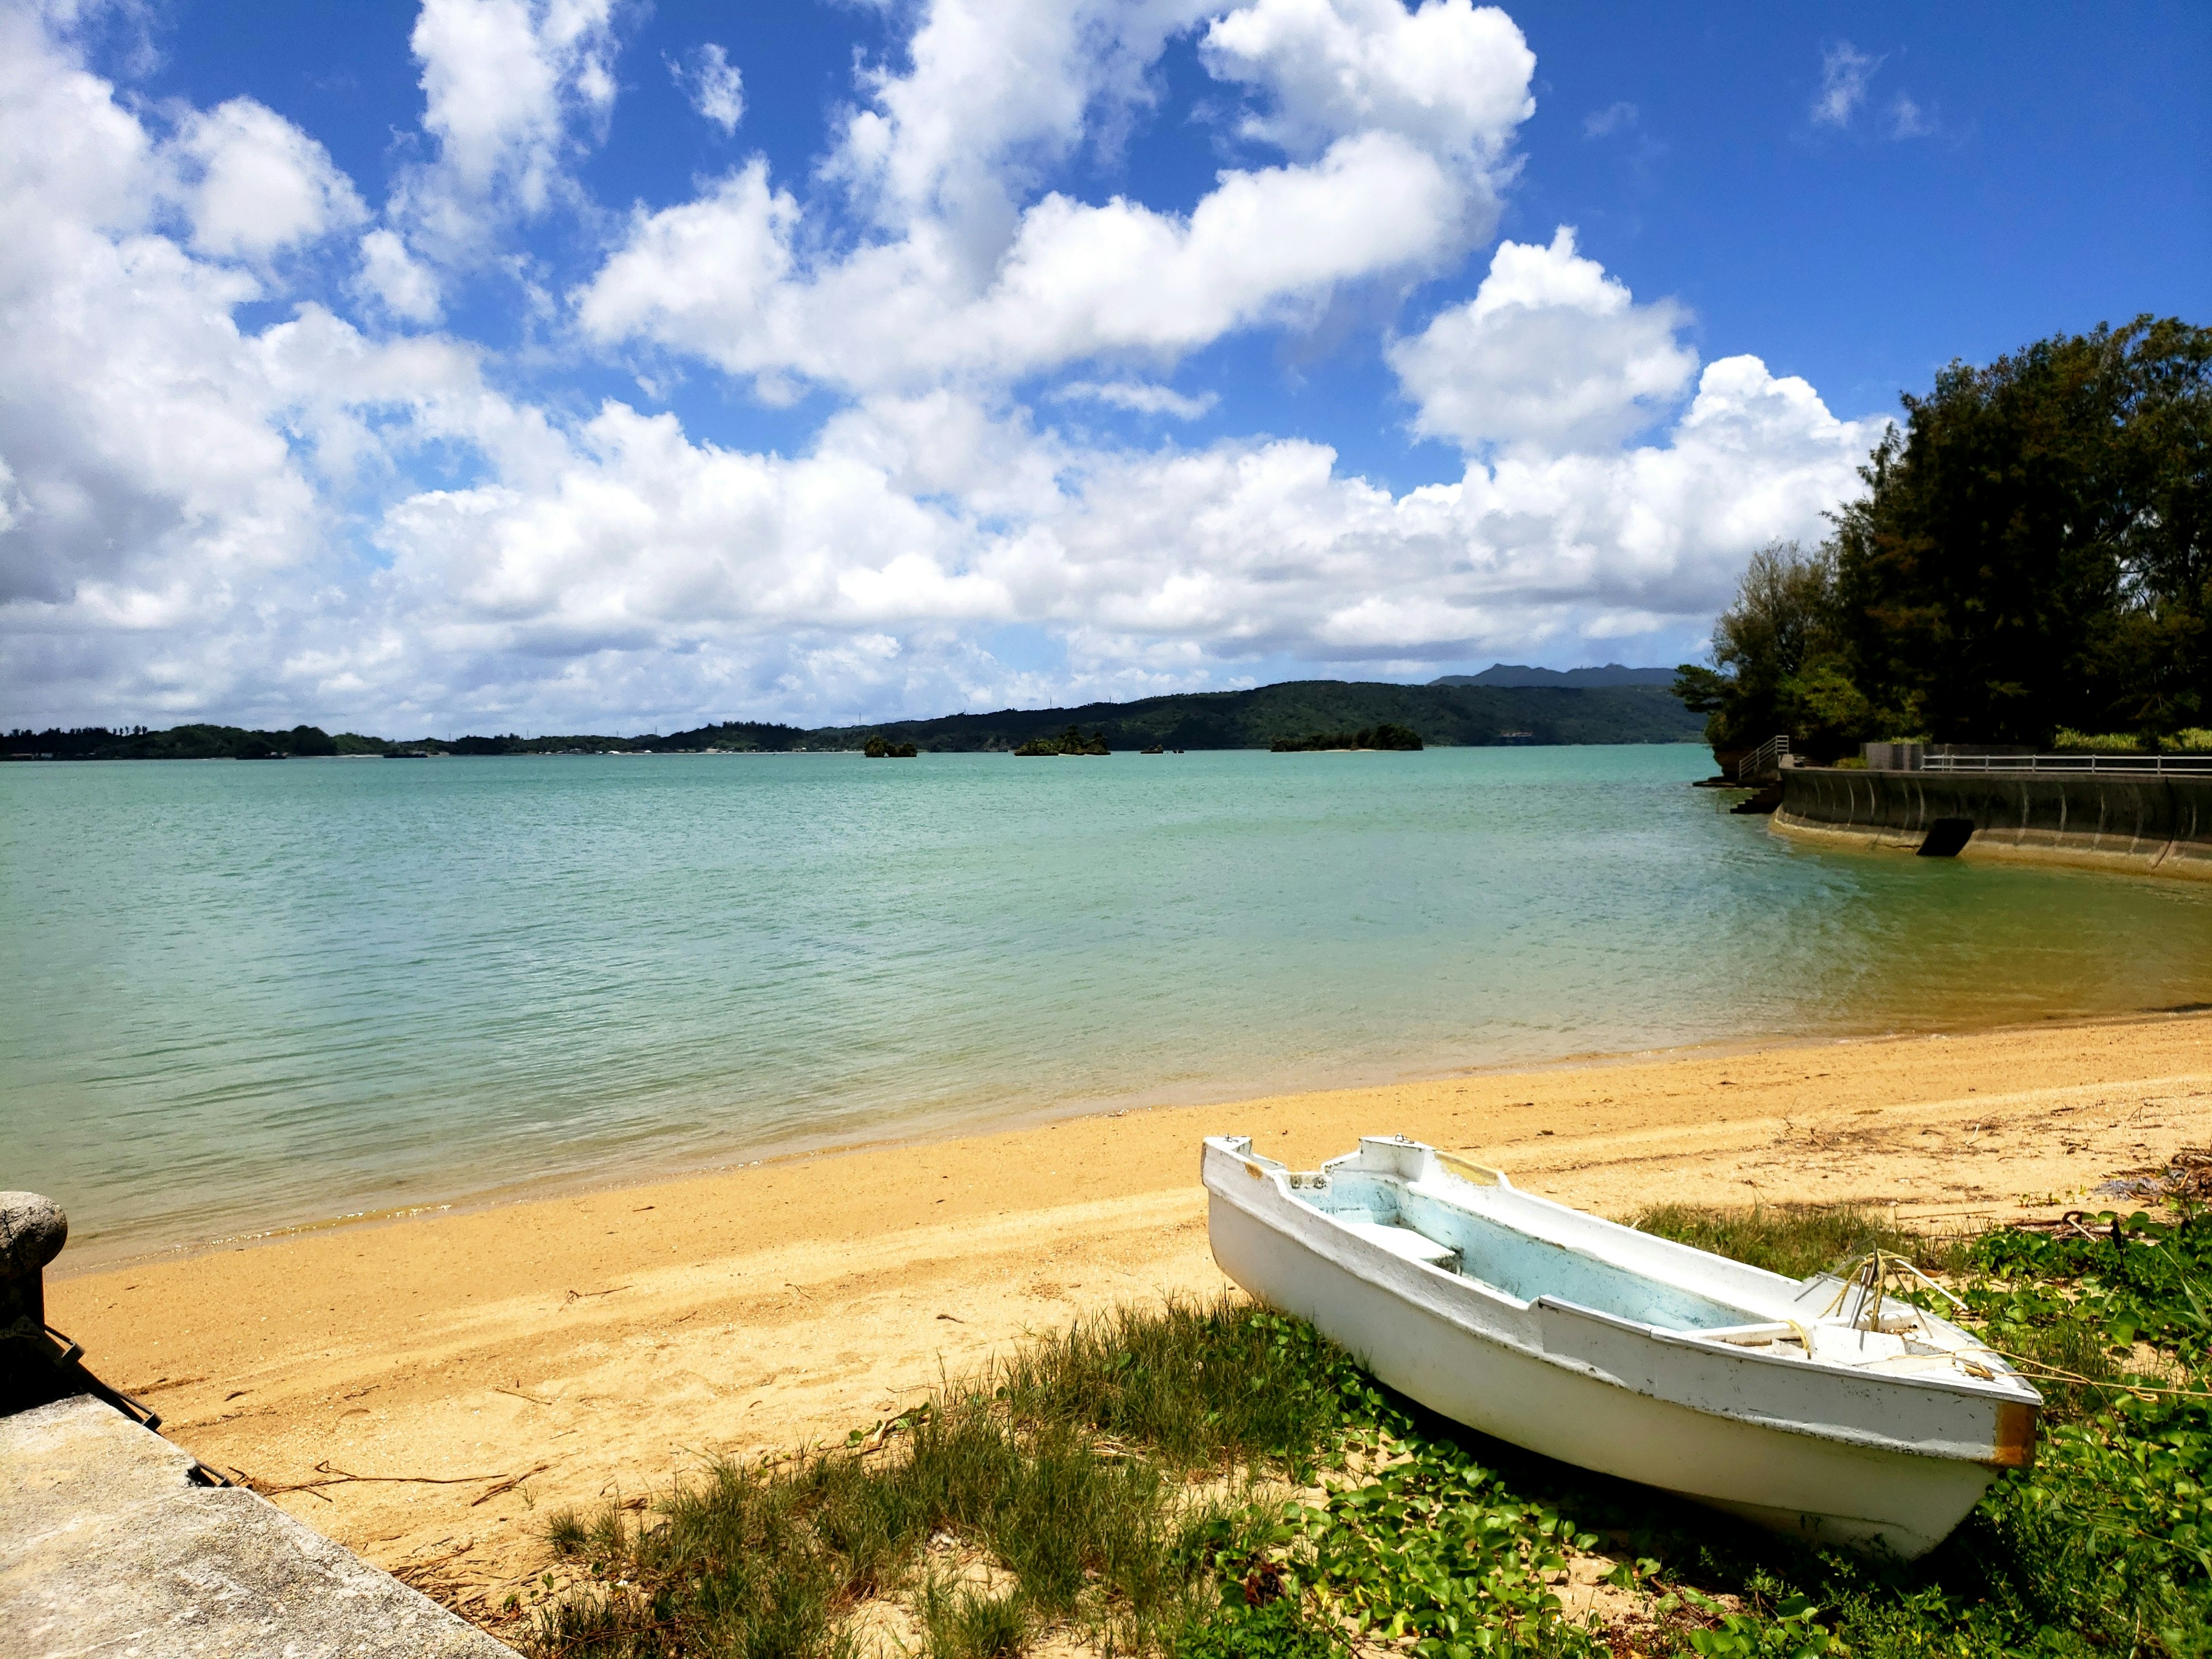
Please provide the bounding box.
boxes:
[1202,1134,2039,1558]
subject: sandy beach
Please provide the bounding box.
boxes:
[43,1010,2212,1624]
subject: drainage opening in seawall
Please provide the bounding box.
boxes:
[1918,817,1976,857]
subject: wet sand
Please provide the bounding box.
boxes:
[44,1010,2212,1623]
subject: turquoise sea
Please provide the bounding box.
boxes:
[5,747,2209,1265]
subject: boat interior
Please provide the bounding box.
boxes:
[1291,1161,1768,1330]
[1279,1152,2027,1380]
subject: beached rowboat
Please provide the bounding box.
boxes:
[1202,1134,2039,1558]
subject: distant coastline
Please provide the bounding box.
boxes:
[5,676,1699,761]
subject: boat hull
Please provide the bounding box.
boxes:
[1209,1190,1998,1557]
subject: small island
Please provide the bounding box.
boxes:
[862,736,918,757]
[1015,725,1111,756]
[1270,722,1423,753]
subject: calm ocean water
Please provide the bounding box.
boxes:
[6,747,2209,1264]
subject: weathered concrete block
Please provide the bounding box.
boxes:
[1,1394,519,1659]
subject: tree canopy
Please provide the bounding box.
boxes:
[1681,316,2210,755]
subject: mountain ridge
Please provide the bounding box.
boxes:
[1431,664,1677,688]
[8,680,1700,759]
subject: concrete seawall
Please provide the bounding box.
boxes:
[1771,767,2212,881]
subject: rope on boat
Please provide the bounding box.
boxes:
[1954,1346,2212,1402]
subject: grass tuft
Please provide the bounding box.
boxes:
[529,1297,1347,1659]
[919,1577,1029,1659]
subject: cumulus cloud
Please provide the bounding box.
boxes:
[1201,0,1534,165]
[673,41,744,134]
[0,0,1892,733]
[577,0,1532,395]
[1388,227,1698,453]
[0,17,311,616]
[172,98,366,259]
[826,0,1213,263]
[577,130,1477,393]
[1812,41,1881,128]
[1054,381,1218,420]
[422,353,1866,683]
[395,0,626,257]
[354,228,444,323]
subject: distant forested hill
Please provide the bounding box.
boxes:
[1431,664,1677,688]
[813,680,1698,751]
[6,681,1698,760]
[3,723,343,760]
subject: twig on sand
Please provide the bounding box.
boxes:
[249,1460,510,1501]
[494,1385,555,1406]
[397,1539,475,1575]
[470,1462,553,1506]
[565,1285,631,1304]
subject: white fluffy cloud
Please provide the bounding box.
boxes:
[397,0,625,256]
[1201,0,1533,166]
[173,98,366,259]
[0,0,1891,734]
[1388,226,1698,452]
[337,351,1873,717]
[0,16,314,618]
[1054,381,1218,419]
[577,0,1531,395]
[674,42,744,134]
[828,0,1214,260]
[577,138,1478,395]
[354,228,444,323]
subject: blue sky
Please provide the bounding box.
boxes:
[1,0,2204,733]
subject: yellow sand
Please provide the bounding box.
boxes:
[44,1011,2212,1620]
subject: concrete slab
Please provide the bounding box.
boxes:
[1,1394,519,1659]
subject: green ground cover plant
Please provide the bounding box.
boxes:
[528,1207,2212,1659]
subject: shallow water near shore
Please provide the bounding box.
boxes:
[5,745,2209,1263]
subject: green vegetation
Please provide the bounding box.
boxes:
[5,681,1698,762]
[1016,725,1112,756]
[531,1300,1354,1659]
[1,722,343,760]
[522,1204,2212,1659]
[864,736,920,757]
[2052,726,2212,753]
[895,681,1691,752]
[1268,724,1422,753]
[1680,317,2211,756]
[2052,729,2143,752]
[2,719,815,760]
[1673,543,1869,762]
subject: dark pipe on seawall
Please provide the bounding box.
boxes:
[1919,819,1976,858]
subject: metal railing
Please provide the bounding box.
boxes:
[1734,734,1791,783]
[1922,751,2212,777]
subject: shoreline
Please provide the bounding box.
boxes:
[40,1012,2212,1622]
[50,1001,2212,1279]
